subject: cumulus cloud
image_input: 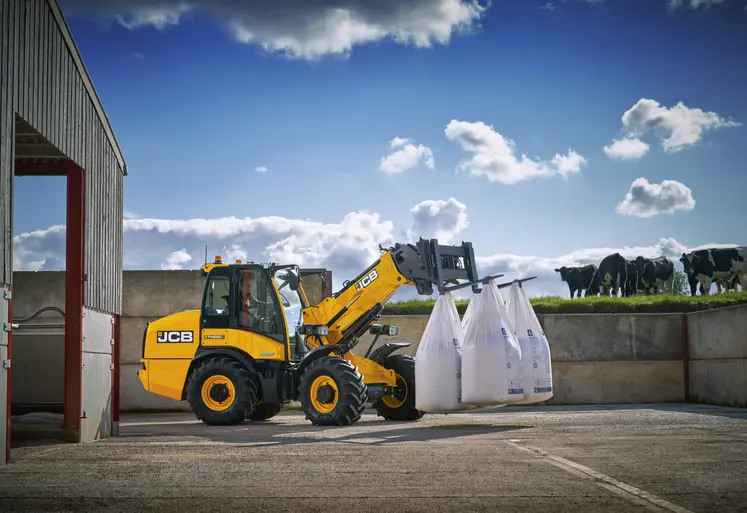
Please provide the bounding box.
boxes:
[444,120,587,185]
[255,165,268,173]
[378,137,435,175]
[11,209,741,299]
[603,137,650,160]
[406,198,469,245]
[616,177,696,218]
[62,0,488,60]
[161,249,192,270]
[606,98,742,156]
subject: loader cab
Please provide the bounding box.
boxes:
[199,259,309,360]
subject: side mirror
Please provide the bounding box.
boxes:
[280,293,291,307]
[285,270,300,291]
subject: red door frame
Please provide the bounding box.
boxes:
[63,162,84,435]
[12,160,85,438]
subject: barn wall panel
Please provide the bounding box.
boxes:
[1,0,14,283]
[2,0,124,314]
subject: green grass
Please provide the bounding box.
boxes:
[381,291,747,315]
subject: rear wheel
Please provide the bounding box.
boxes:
[372,354,424,421]
[186,357,258,425]
[247,401,283,421]
[298,356,367,426]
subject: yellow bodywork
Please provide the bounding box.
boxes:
[139,253,408,402]
[139,308,292,400]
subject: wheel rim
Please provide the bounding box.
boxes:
[201,375,236,411]
[310,375,338,414]
[381,373,407,408]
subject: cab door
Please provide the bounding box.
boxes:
[200,265,289,361]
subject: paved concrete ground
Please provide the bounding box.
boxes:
[0,403,746,512]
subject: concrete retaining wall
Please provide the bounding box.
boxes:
[8,270,747,411]
[687,304,747,407]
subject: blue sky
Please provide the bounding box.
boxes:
[13,0,747,298]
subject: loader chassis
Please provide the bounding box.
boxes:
[138,238,482,426]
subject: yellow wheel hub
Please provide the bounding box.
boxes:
[310,375,338,414]
[201,375,236,411]
[382,373,407,408]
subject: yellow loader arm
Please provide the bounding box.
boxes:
[296,238,499,354]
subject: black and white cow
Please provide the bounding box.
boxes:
[587,253,628,297]
[635,256,675,294]
[680,247,747,295]
[624,259,640,296]
[555,264,597,299]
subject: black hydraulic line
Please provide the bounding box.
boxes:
[12,306,65,324]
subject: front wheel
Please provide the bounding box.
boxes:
[185,356,258,426]
[372,354,424,421]
[298,356,367,426]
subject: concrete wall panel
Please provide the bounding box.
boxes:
[548,361,685,404]
[688,304,747,360]
[10,332,64,404]
[690,359,747,408]
[9,271,65,318]
[120,316,149,364]
[80,351,112,441]
[120,362,187,412]
[537,314,684,362]
[122,271,204,318]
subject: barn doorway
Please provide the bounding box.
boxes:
[9,114,84,451]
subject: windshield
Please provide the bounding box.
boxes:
[272,268,304,338]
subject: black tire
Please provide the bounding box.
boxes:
[247,401,283,421]
[298,356,367,426]
[185,356,258,426]
[372,354,424,421]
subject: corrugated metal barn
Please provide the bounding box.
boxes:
[0,0,126,465]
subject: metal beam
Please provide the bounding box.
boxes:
[15,161,69,176]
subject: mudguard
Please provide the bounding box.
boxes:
[368,342,410,366]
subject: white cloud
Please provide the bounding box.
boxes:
[378,137,435,175]
[406,198,469,244]
[255,165,269,173]
[612,98,741,154]
[11,211,741,299]
[616,177,696,218]
[161,249,192,270]
[667,0,728,10]
[63,0,488,60]
[603,137,650,160]
[444,120,587,184]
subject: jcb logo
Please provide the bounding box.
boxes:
[157,331,194,343]
[355,270,379,290]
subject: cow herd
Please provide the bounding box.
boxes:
[554,246,747,299]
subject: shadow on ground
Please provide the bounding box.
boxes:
[493,403,747,420]
[117,416,533,447]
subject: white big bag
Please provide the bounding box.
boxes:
[506,281,554,404]
[414,292,472,412]
[461,280,524,406]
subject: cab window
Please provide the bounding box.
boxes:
[237,268,285,341]
[201,273,232,329]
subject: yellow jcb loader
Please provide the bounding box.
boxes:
[137,238,498,426]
